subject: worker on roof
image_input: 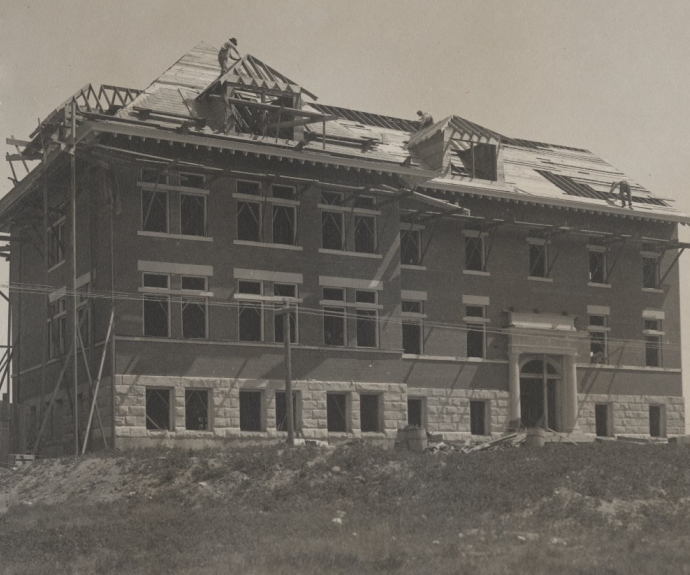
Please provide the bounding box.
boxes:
[218,38,240,74]
[609,180,633,209]
[416,110,434,131]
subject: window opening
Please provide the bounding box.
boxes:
[142,189,168,233]
[275,391,299,432]
[360,394,381,432]
[237,180,261,195]
[401,229,421,265]
[356,309,377,348]
[47,219,65,268]
[642,256,660,288]
[589,315,608,364]
[407,398,423,427]
[182,276,206,291]
[589,250,607,284]
[322,211,344,250]
[237,201,261,242]
[470,400,488,435]
[146,389,171,430]
[402,299,423,355]
[143,274,170,337]
[529,243,548,277]
[649,405,664,437]
[595,404,611,437]
[644,318,662,367]
[239,391,262,431]
[323,288,346,346]
[272,204,296,245]
[185,389,209,430]
[77,283,91,347]
[321,191,344,206]
[354,196,375,209]
[272,185,296,200]
[465,305,486,359]
[354,215,376,253]
[274,284,297,343]
[49,298,67,359]
[141,169,168,185]
[465,235,485,271]
[180,194,206,236]
[179,172,205,189]
[327,393,348,432]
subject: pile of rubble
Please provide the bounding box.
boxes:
[424,433,526,454]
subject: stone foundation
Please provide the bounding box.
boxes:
[111,375,685,447]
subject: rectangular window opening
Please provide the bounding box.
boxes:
[272,204,296,245]
[354,215,376,253]
[403,321,422,354]
[470,400,488,435]
[465,236,485,271]
[322,211,344,250]
[237,201,261,242]
[142,190,168,233]
[643,256,659,289]
[360,394,381,433]
[275,391,299,432]
[185,389,209,431]
[237,180,261,196]
[47,220,65,268]
[467,324,485,358]
[589,250,607,284]
[529,243,548,277]
[324,307,346,346]
[146,389,171,430]
[356,309,377,348]
[401,229,421,265]
[645,336,661,367]
[144,295,169,337]
[407,398,423,428]
[179,172,205,189]
[595,404,611,437]
[239,391,263,432]
[327,393,348,432]
[649,405,665,438]
[180,194,206,237]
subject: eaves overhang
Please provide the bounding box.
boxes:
[88,121,439,180]
[423,178,690,226]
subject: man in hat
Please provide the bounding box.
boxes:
[218,38,240,74]
[609,180,633,209]
[417,110,434,131]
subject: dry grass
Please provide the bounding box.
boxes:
[2,442,690,574]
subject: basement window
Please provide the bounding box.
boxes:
[327,393,348,432]
[401,229,421,265]
[143,274,170,337]
[238,281,263,342]
[275,391,299,432]
[180,194,206,237]
[595,404,611,437]
[146,388,171,430]
[142,189,168,233]
[470,400,489,435]
[239,391,263,432]
[407,398,424,427]
[185,389,209,431]
[273,284,298,344]
[360,394,382,433]
[649,405,665,438]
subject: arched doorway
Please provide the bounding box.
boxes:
[519,358,560,430]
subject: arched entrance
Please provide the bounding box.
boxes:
[519,358,561,430]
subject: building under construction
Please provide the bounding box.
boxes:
[1,42,688,455]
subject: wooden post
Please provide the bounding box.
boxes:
[70,100,79,456]
[542,354,549,431]
[282,301,295,446]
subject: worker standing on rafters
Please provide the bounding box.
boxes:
[218,38,241,74]
[609,180,633,209]
[417,110,434,130]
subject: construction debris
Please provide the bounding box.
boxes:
[424,433,526,454]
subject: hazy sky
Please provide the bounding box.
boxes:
[1,0,689,405]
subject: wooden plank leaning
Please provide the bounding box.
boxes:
[81,309,114,455]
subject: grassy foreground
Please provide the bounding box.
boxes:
[2,441,690,574]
